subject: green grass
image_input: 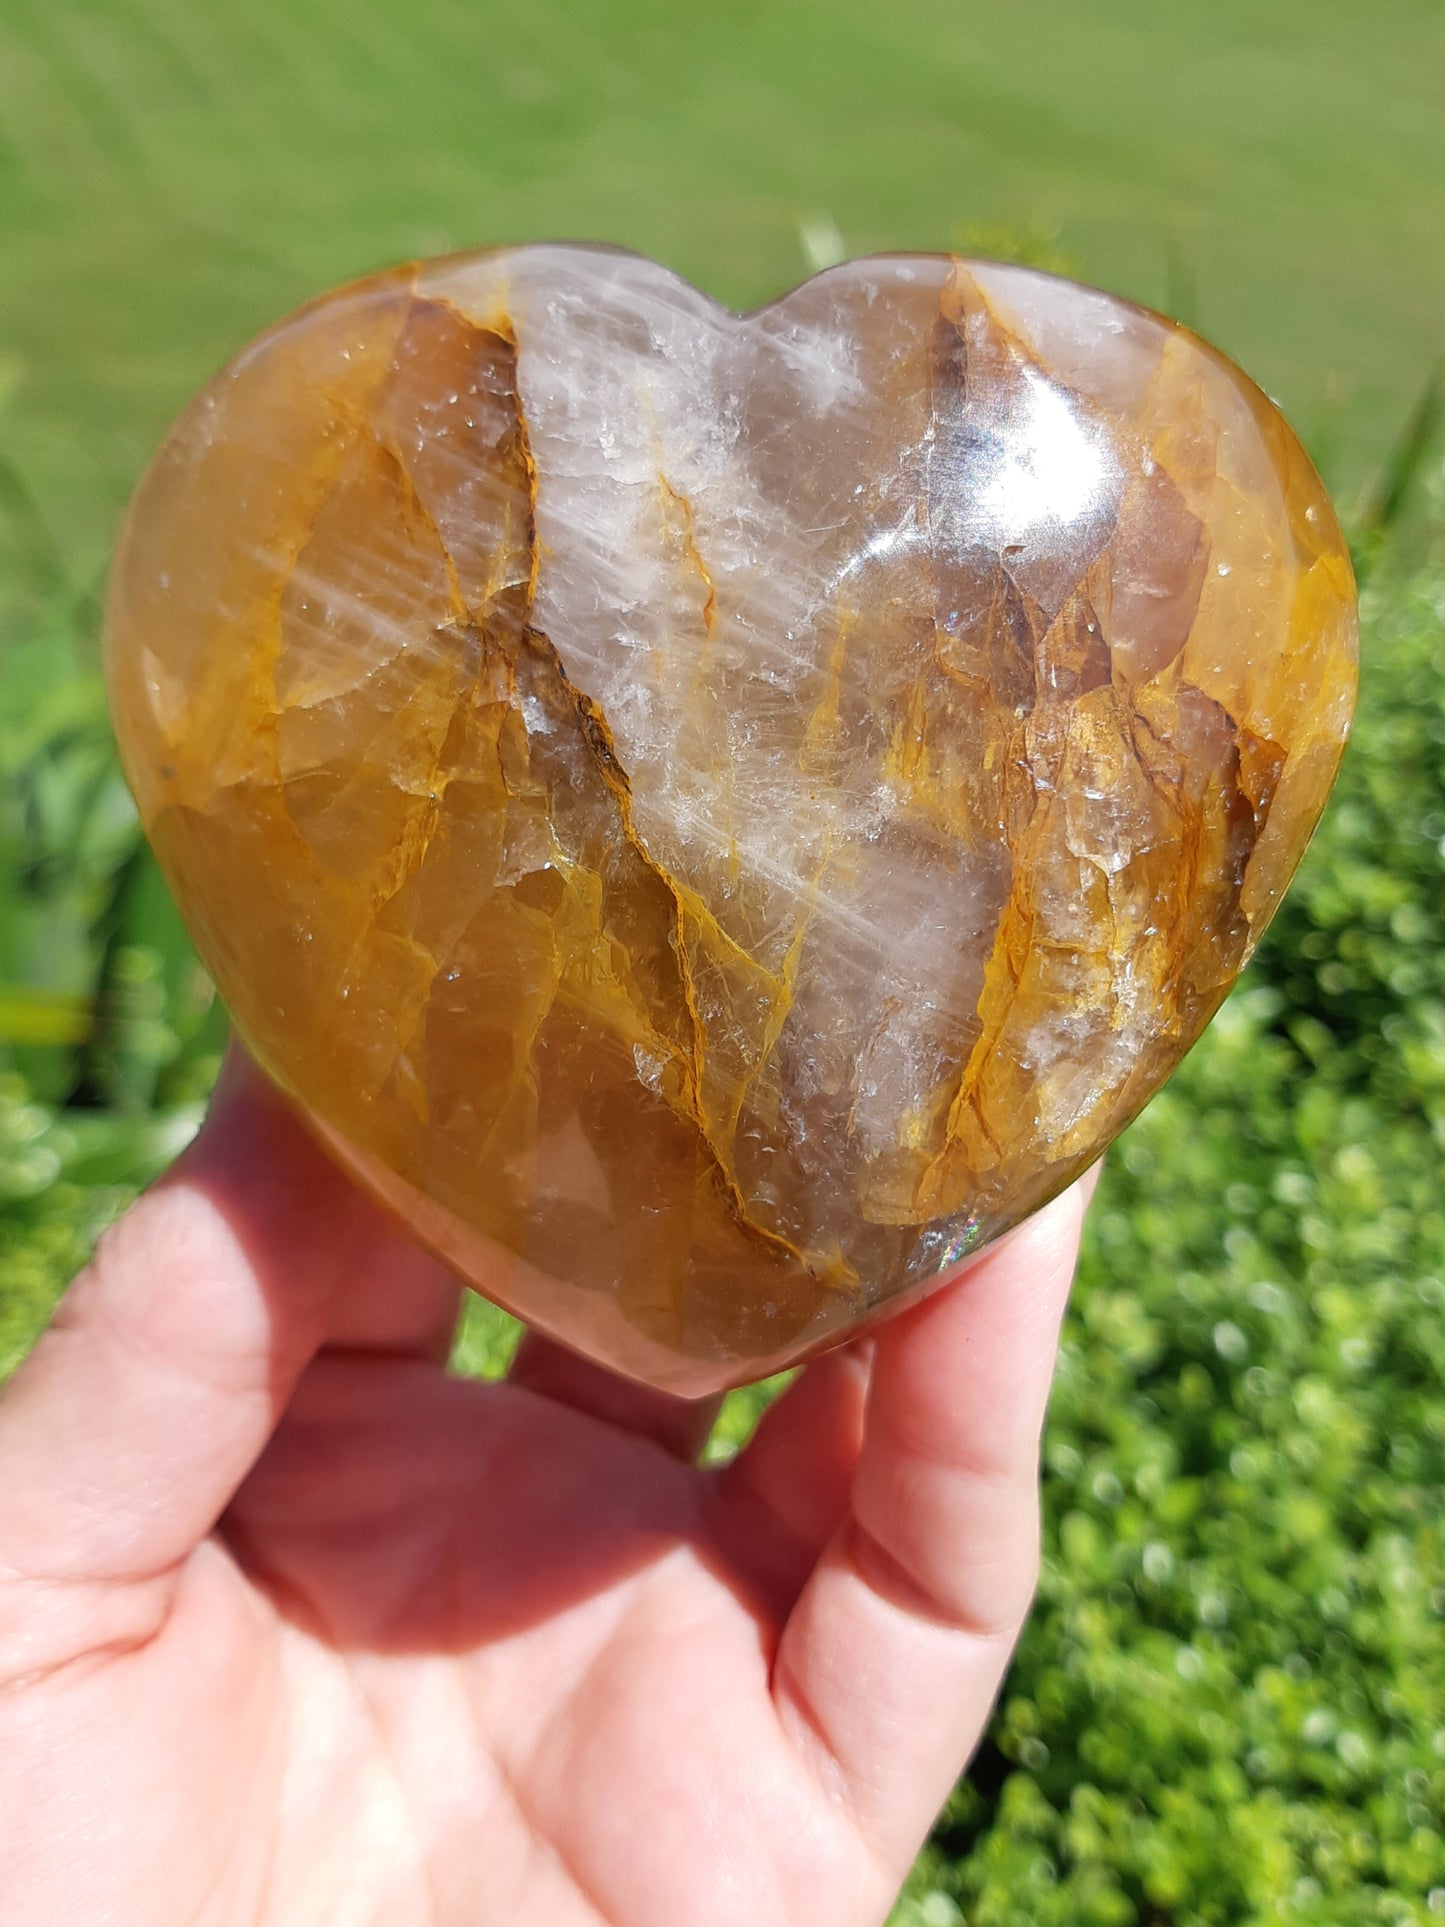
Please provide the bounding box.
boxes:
[3,2,1445,1920]
[1,0,1443,578]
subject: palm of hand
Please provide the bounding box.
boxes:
[172,1355,878,1926]
[0,1064,1085,1926]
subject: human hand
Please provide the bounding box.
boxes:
[0,1055,1088,1926]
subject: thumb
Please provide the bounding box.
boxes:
[0,1054,431,1591]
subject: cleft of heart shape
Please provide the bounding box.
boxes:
[106,247,1358,1394]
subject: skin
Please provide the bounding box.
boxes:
[0,1055,1089,1926]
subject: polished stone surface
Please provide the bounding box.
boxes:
[106,248,1358,1392]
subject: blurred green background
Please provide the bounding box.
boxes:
[2,2,1444,1922]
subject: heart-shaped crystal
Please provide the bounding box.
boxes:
[106,248,1357,1393]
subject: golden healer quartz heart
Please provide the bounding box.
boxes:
[105,248,1357,1394]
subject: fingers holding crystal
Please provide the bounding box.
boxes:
[769,1180,1088,1874]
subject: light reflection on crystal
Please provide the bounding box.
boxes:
[975,368,1111,533]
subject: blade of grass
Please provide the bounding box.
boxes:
[0,985,92,1047]
[1358,364,1443,540]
